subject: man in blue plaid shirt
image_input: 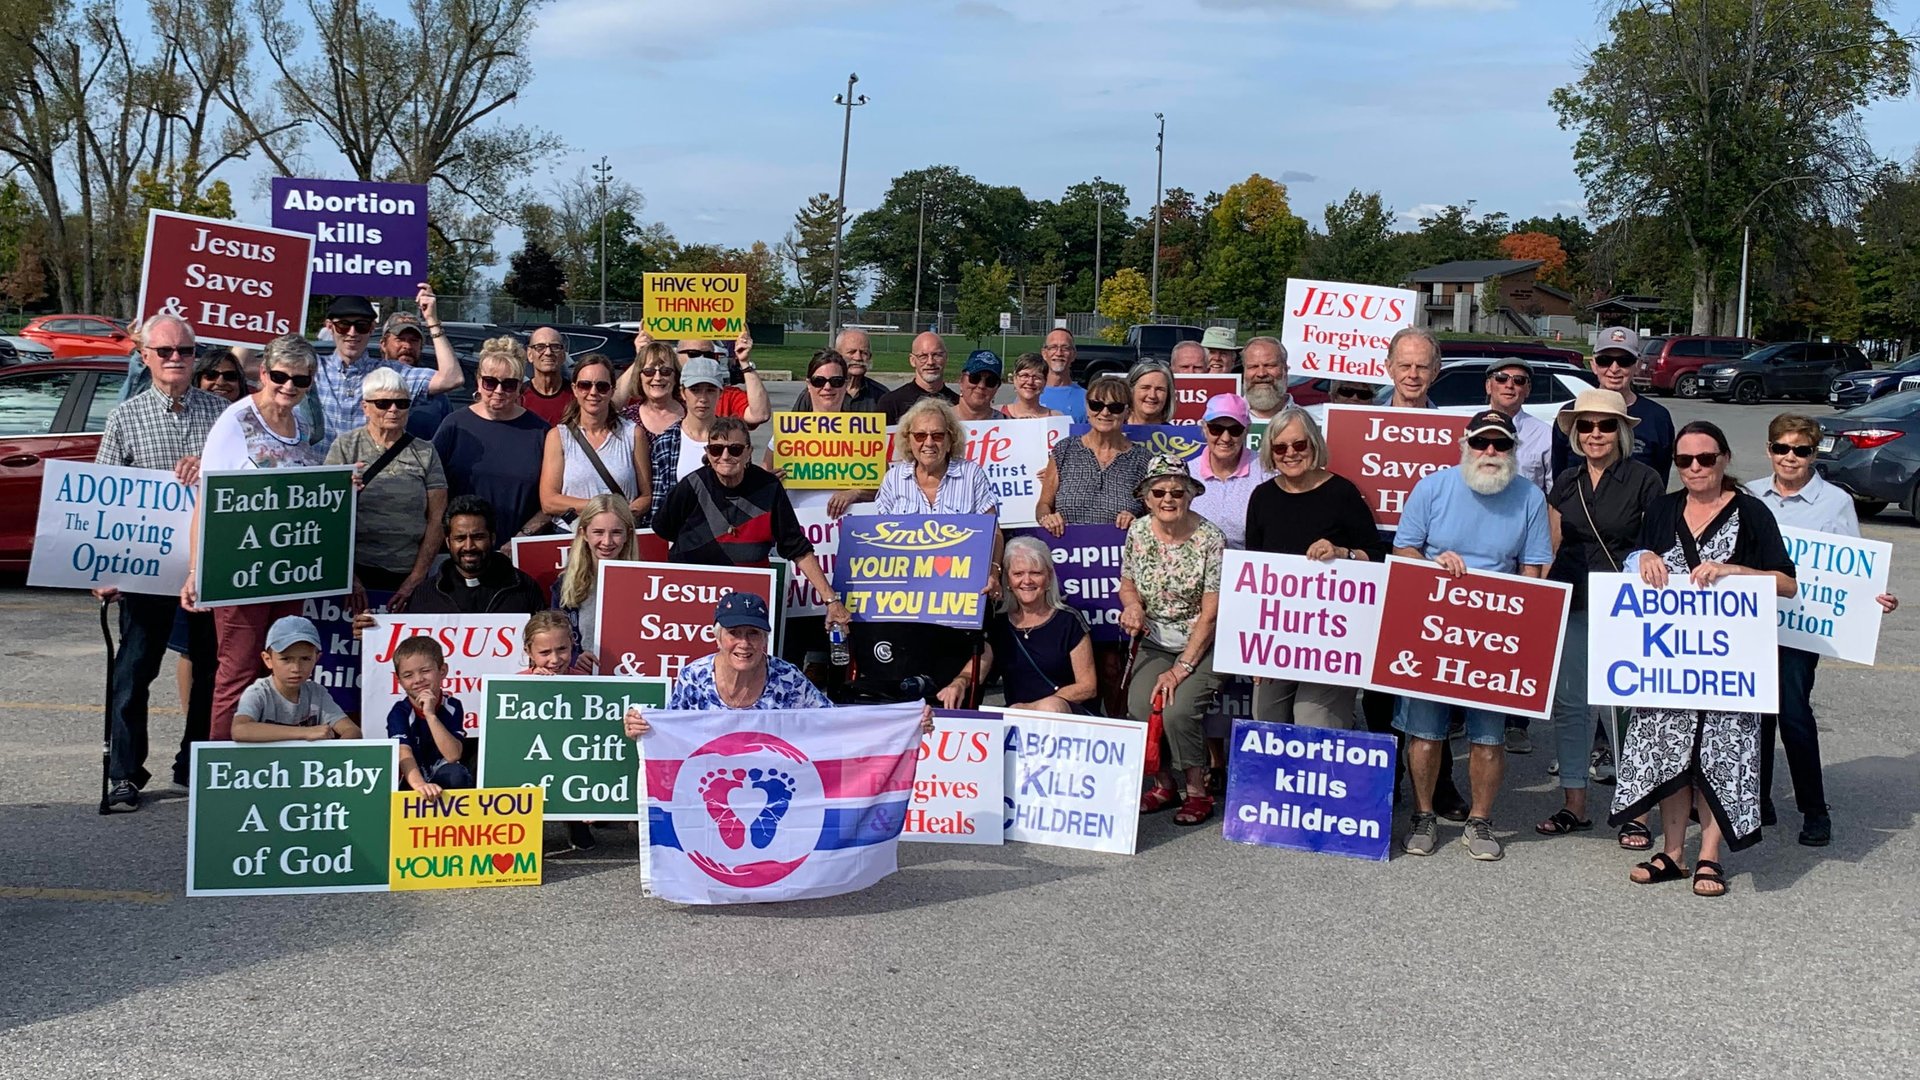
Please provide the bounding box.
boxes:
[310,284,465,453]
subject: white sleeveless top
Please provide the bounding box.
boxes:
[558,421,639,500]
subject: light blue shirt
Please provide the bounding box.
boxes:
[312,354,433,454]
[1040,384,1087,423]
[1513,410,1553,494]
[875,459,1001,516]
[1745,472,1859,538]
[1395,466,1552,572]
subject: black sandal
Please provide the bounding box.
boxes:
[1617,820,1653,851]
[1692,859,1727,897]
[1534,809,1593,836]
[1630,852,1688,884]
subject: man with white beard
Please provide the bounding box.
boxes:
[1390,409,1552,862]
[1240,336,1290,421]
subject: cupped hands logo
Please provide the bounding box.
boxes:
[848,519,980,550]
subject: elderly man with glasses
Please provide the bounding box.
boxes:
[520,326,574,425]
[310,284,463,452]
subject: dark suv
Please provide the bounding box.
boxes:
[1703,341,1870,404]
[1633,335,1762,399]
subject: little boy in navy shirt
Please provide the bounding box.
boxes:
[386,635,473,797]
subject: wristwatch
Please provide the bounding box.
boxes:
[1178,660,1197,675]
[739,362,757,374]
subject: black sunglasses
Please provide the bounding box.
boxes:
[149,345,195,360]
[1575,417,1619,434]
[265,369,313,388]
[1675,452,1723,469]
[705,443,748,459]
[1467,435,1515,452]
[1769,442,1815,459]
[573,379,613,394]
[678,349,719,359]
[1270,438,1312,455]
[366,398,411,411]
[1489,372,1531,385]
[1332,386,1377,400]
[1205,422,1245,438]
[330,318,373,333]
[1088,400,1128,415]
[809,375,849,389]
[964,372,1001,388]
[1592,354,1635,369]
[479,375,522,392]
[201,369,242,383]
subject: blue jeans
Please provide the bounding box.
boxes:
[1761,647,1826,816]
[109,593,215,786]
[422,758,475,789]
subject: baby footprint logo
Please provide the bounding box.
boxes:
[746,768,796,848]
[698,768,750,849]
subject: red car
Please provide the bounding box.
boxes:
[0,358,131,570]
[19,315,135,360]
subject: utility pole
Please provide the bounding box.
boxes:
[828,73,868,342]
[1735,225,1751,339]
[911,187,927,333]
[1150,113,1165,320]
[1093,175,1104,316]
[592,156,612,324]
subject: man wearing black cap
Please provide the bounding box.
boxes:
[312,283,464,452]
[1389,409,1553,862]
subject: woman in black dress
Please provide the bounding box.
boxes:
[988,535,1097,713]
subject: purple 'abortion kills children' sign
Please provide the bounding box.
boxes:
[1221,719,1396,861]
[1010,524,1127,643]
[271,178,429,296]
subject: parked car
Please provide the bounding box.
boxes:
[1814,389,1920,518]
[1437,339,1585,366]
[504,323,638,369]
[0,358,130,569]
[0,336,54,366]
[18,315,135,360]
[1072,323,1205,383]
[1828,352,1920,409]
[1703,341,1871,404]
[310,341,481,440]
[1427,358,1598,424]
[1633,335,1763,399]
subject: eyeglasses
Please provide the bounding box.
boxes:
[200,370,241,384]
[1087,400,1128,415]
[705,443,748,459]
[574,379,612,394]
[330,319,373,333]
[1332,387,1376,401]
[1769,442,1815,459]
[809,375,849,389]
[1271,438,1312,455]
[529,343,566,353]
[1147,487,1190,500]
[911,351,947,361]
[366,399,411,411]
[909,430,948,444]
[1467,436,1515,452]
[265,369,313,388]
[1489,372,1531,386]
[639,366,675,378]
[1591,354,1636,369]
[1575,417,1619,434]
[479,375,522,392]
[1674,452,1723,469]
[678,349,719,359]
[964,372,1001,388]
[1205,422,1245,438]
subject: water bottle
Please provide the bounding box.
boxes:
[829,623,850,668]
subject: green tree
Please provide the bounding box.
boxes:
[1551,0,1912,333]
[844,165,1042,310]
[502,239,565,311]
[956,260,1013,342]
[1305,189,1399,285]
[778,192,859,309]
[1400,203,1508,269]
[1479,274,1503,323]
[1199,174,1309,323]
[1097,268,1150,341]
[1857,162,1920,351]
[1043,177,1130,309]
[672,241,783,323]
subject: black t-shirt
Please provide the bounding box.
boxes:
[880,382,960,424]
[1243,473,1390,559]
[988,609,1088,707]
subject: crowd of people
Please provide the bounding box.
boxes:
[89,304,1896,894]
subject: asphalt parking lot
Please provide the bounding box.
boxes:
[1,398,1916,1079]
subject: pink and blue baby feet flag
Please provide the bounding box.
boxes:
[641,704,923,904]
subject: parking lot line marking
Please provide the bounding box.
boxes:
[0,886,173,904]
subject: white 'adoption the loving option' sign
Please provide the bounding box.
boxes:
[29,459,195,594]
[1777,525,1891,664]
[1586,573,1779,713]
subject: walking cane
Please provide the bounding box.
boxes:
[97,598,116,815]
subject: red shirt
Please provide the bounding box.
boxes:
[522,384,571,426]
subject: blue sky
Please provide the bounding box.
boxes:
[248,0,1920,261]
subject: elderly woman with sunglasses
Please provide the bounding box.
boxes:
[615,341,686,437]
[193,348,247,402]
[432,336,553,539]
[1123,454,1227,826]
[1187,394,1272,550]
[1241,406,1386,729]
[323,366,449,612]
[182,334,328,739]
[538,352,652,525]
[1002,353,1062,419]
[1534,389,1663,841]
[1744,413,1898,849]
[1613,421,1796,897]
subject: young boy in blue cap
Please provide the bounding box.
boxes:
[231,616,362,742]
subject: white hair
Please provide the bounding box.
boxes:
[998,535,1068,616]
[137,313,195,345]
[362,366,408,399]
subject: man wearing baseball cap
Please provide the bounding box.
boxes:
[1550,325,1674,481]
[1483,357,1552,494]
[1201,326,1242,374]
[1390,408,1552,862]
[310,284,464,453]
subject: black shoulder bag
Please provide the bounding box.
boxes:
[358,433,416,487]
[567,424,627,500]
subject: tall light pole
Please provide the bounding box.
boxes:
[827,73,868,342]
[1092,174,1104,316]
[592,155,612,323]
[1150,113,1165,320]
[911,187,927,333]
